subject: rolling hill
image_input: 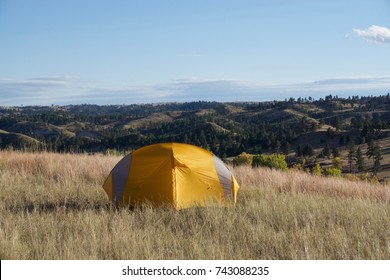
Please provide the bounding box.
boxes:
[1,94,390,180]
[0,129,41,149]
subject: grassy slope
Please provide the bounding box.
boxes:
[0,151,389,260]
[3,101,390,180]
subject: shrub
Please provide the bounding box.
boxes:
[232,152,253,166]
[333,157,342,169]
[252,154,288,171]
[323,167,342,177]
[291,163,302,171]
[312,163,323,176]
[343,173,360,182]
[359,173,380,184]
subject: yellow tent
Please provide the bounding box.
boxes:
[103,143,240,210]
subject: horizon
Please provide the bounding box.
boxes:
[1,1,390,106]
[1,92,389,108]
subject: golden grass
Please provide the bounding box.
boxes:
[0,151,389,259]
[234,166,390,203]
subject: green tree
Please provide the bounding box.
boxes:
[282,142,291,156]
[347,142,356,173]
[302,144,314,157]
[322,144,331,158]
[274,140,281,153]
[332,147,340,158]
[334,116,341,131]
[296,145,302,157]
[339,135,345,146]
[356,147,365,172]
[366,140,382,175]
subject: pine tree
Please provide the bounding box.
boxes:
[283,142,291,156]
[347,142,356,173]
[334,116,341,131]
[366,140,382,175]
[302,144,314,157]
[373,145,383,176]
[332,147,340,158]
[296,145,302,157]
[356,147,365,172]
[322,144,331,158]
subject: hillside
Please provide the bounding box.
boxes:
[0,129,41,149]
[1,94,390,180]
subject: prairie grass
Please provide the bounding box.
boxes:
[0,151,389,259]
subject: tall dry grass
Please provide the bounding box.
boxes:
[0,151,389,259]
[234,165,390,203]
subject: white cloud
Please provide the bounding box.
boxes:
[354,25,390,45]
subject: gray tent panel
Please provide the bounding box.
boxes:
[213,155,232,198]
[112,154,132,203]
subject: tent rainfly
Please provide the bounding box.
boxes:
[103,143,240,210]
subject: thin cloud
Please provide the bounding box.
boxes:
[1,76,390,106]
[0,76,81,105]
[311,76,390,86]
[354,25,390,45]
[0,76,75,92]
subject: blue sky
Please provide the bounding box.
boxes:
[1,0,390,105]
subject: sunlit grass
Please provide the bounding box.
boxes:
[0,151,389,259]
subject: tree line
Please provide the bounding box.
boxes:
[0,94,389,177]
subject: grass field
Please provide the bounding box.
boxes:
[0,151,389,259]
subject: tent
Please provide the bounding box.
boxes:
[103,143,240,210]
